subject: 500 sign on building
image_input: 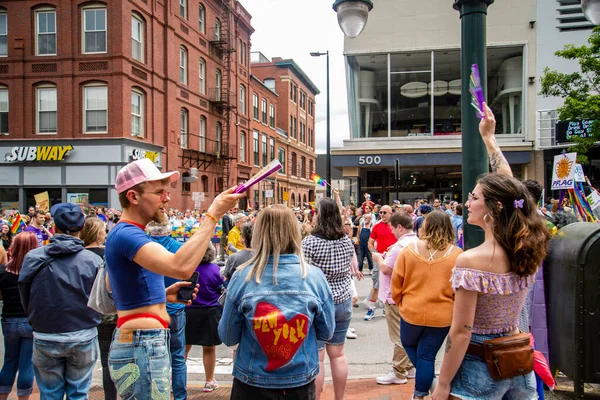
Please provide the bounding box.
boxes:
[358,156,381,165]
[5,145,74,162]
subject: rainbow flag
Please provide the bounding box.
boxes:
[310,173,327,187]
[10,213,26,234]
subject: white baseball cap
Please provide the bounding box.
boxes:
[115,158,180,194]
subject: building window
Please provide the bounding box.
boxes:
[308,128,313,147]
[131,90,143,137]
[253,130,259,166]
[290,115,293,137]
[37,86,57,134]
[309,159,314,175]
[308,100,313,116]
[291,152,297,176]
[0,88,7,134]
[300,156,306,179]
[179,46,187,84]
[269,137,275,161]
[278,148,285,174]
[290,82,293,101]
[216,122,222,154]
[36,10,57,56]
[242,43,247,66]
[198,3,205,33]
[300,91,305,109]
[215,69,222,101]
[201,175,208,192]
[199,115,206,152]
[240,131,246,162]
[131,14,144,62]
[84,85,107,133]
[253,93,259,120]
[261,99,267,124]
[262,134,267,166]
[180,0,187,19]
[180,108,188,148]
[239,84,246,114]
[214,18,221,41]
[199,58,206,94]
[0,13,6,57]
[269,104,275,128]
[83,7,107,54]
[300,122,306,143]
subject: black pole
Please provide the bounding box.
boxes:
[326,51,331,197]
[454,0,493,250]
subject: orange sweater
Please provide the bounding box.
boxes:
[391,244,462,327]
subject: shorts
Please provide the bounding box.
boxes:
[350,279,358,299]
[318,298,352,348]
[450,333,538,400]
[372,261,380,289]
[185,306,222,346]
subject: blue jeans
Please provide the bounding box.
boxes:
[400,319,449,398]
[0,318,34,396]
[169,309,187,400]
[357,242,373,271]
[109,329,171,399]
[32,336,98,400]
[450,333,537,400]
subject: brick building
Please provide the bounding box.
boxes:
[250,52,319,208]
[0,0,254,211]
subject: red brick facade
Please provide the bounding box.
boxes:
[0,0,317,210]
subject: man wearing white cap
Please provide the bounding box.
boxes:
[105,158,244,399]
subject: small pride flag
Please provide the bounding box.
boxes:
[10,213,25,235]
[310,173,327,187]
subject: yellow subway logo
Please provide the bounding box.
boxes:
[5,145,74,162]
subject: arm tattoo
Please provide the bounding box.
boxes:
[445,336,452,353]
[489,150,509,173]
[464,324,473,331]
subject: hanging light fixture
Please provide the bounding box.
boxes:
[332,0,373,38]
[582,0,600,25]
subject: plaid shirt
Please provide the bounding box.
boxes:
[302,234,354,304]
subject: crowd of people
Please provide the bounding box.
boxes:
[0,103,583,400]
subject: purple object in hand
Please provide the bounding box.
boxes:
[234,159,283,194]
[470,64,485,119]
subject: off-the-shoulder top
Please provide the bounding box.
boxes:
[451,267,535,334]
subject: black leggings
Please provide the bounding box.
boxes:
[231,378,316,400]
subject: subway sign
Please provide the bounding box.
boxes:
[129,148,160,165]
[5,145,73,162]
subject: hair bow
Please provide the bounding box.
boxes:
[514,199,524,209]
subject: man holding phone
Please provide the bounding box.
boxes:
[105,159,244,399]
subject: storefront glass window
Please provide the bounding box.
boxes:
[0,188,18,211]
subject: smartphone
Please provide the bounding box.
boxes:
[177,272,199,302]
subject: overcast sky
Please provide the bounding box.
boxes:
[240,0,350,153]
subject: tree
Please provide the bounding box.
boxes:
[539,26,600,164]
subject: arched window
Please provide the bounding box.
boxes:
[35,7,57,56]
[215,69,221,101]
[291,152,297,176]
[37,84,58,134]
[239,131,246,162]
[82,4,107,54]
[198,3,205,33]
[199,58,206,94]
[214,18,221,41]
[216,121,222,154]
[131,88,144,137]
[199,115,206,152]
[291,193,296,207]
[131,13,144,62]
[83,83,107,133]
[239,84,246,114]
[180,108,188,148]
[179,46,188,84]
[0,86,8,134]
[201,175,208,192]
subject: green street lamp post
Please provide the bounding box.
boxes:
[333,0,493,249]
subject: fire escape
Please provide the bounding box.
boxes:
[208,0,236,191]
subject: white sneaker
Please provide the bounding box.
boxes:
[376,370,408,385]
[348,327,356,333]
[346,330,357,339]
[406,367,416,379]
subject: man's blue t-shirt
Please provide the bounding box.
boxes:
[105,222,166,310]
[148,235,185,315]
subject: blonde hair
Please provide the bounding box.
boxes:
[419,211,455,251]
[240,205,308,284]
[80,217,106,246]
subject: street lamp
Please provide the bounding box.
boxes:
[334,0,493,249]
[332,0,373,39]
[311,51,331,197]
[582,0,600,25]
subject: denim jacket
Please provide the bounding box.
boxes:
[218,254,335,389]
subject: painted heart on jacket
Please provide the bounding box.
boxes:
[252,302,309,371]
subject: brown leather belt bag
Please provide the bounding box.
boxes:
[467,332,533,380]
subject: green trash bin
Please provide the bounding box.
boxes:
[545,222,600,399]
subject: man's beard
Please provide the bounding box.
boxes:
[152,210,168,224]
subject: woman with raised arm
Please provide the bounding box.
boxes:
[431,103,551,400]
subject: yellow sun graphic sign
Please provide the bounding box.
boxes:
[555,157,573,179]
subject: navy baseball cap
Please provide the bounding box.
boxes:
[51,203,85,234]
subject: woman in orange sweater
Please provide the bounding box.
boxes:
[391,211,462,400]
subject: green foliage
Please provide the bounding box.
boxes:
[539,26,600,164]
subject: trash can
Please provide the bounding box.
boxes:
[545,222,600,398]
